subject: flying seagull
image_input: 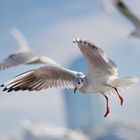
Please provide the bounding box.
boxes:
[0,28,59,70]
[113,0,140,38]
[1,38,138,117]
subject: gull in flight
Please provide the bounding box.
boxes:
[1,38,138,117]
[112,0,140,38]
[0,28,59,70]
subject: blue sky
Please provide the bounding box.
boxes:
[0,0,99,31]
[0,0,140,137]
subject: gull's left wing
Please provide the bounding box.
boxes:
[73,38,118,77]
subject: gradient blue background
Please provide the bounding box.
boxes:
[0,0,140,138]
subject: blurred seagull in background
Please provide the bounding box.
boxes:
[0,27,59,70]
[1,38,138,117]
[112,0,140,38]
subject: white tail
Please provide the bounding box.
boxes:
[111,76,139,91]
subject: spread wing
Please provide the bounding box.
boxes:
[113,0,140,28]
[73,38,118,77]
[1,66,83,92]
[0,52,40,70]
[10,28,60,67]
[0,51,61,70]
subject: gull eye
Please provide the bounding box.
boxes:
[78,81,81,84]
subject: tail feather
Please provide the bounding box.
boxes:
[111,76,139,92]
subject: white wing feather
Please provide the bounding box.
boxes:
[73,38,118,77]
[2,66,84,92]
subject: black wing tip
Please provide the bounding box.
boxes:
[117,0,126,9]
[73,37,96,47]
[2,86,22,92]
[73,38,90,45]
[1,84,4,87]
[73,37,88,44]
[3,87,8,92]
[2,84,30,92]
[1,84,9,92]
[1,83,25,92]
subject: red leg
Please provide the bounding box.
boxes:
[104,95,110,118]
[113,87,123,106]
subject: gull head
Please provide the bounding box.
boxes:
[73,78,84,94]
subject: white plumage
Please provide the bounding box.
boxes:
[0,27,59,70]
[1,38,138,117]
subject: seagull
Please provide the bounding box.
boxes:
[112,0,140,38]
[1,38,138,117]
[0,28,59,70]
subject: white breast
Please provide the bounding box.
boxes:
[79,75,112,94]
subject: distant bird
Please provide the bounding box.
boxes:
[0,28,59,70]
[1,38,138,117]
[112,0,140,38]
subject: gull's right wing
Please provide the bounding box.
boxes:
[1,66,85,92]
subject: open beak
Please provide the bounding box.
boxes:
[74,87,77,94]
